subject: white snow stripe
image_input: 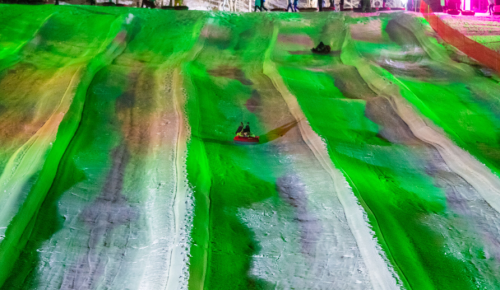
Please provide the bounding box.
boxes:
[264,26,401,290]
[164,68,193,290]
[341,26,500,220]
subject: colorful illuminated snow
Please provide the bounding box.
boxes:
[1,5,500,289]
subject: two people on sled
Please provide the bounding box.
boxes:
[236,122,255,138]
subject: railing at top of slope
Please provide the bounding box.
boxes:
[420,0,500,75]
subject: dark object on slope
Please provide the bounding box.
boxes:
[312,42,331,55]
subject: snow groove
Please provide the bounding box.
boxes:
[164,68,193,290]
[264,25,401,290]
[0,14,134,288]
[341,27,500,217]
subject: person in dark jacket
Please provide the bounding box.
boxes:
[236,122,244,135]
[242,122,251,137]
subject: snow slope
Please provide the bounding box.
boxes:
[1,5,500,290]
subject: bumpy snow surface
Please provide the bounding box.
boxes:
[1,5,500,290]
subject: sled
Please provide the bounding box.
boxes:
[234,136,260,145]
[311,45,331,55]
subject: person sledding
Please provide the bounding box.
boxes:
[234,122,259,144]
[312,41,331,55]
[236,122,244,136]
[242,122,255,137]
[236,122,253,137]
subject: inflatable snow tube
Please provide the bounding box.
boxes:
[312,45,331,55]
[447,8,461,14]
[461,10,475,15]
[234,136,260,145]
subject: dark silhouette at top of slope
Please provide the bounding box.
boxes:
[288,49,340,56]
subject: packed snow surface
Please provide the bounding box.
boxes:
[1,5,500,290]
